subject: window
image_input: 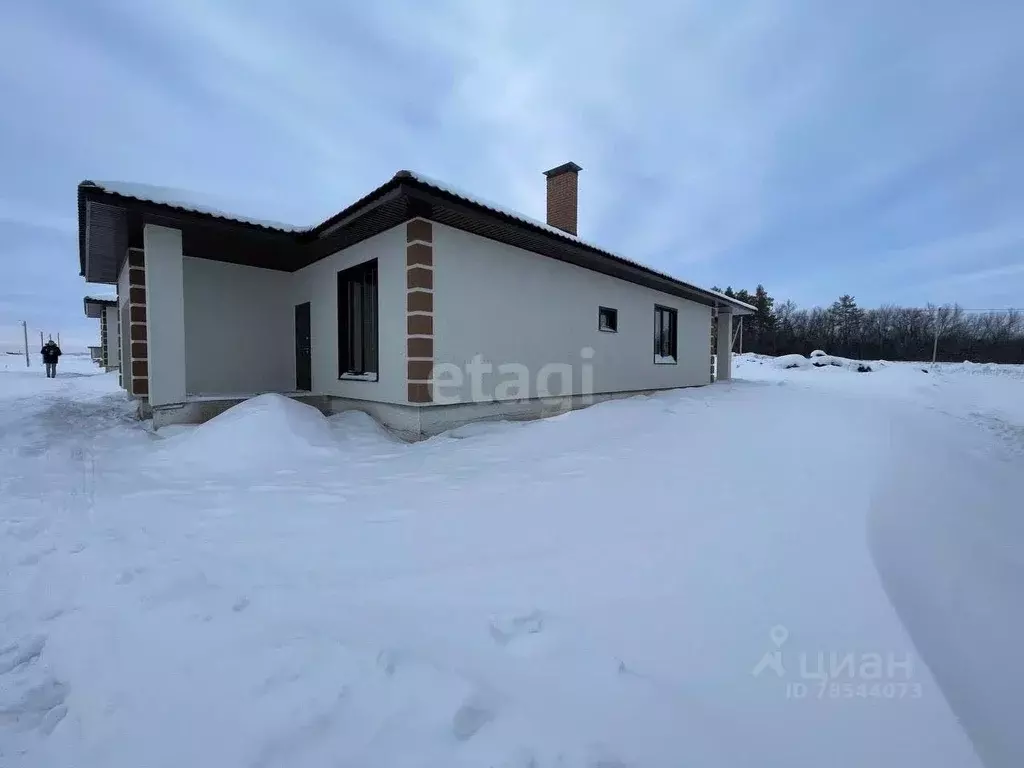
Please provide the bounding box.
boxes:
[654,305,677,364]
[598,306,618,332]
[338,259,378,377]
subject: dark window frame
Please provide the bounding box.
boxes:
[598,306,618,333]
[654,304,678,364]
[337,259,379,379]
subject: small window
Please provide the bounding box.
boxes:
[338,259,379,377]
[598,306,618,332]
[654,305,677,364]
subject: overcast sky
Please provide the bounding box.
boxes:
[1,0,1022,350]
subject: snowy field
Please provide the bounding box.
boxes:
[1,353,1021,767]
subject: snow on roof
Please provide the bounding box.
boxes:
[404,172,755,312]
[87,181,311,233]
[86,174,754,312]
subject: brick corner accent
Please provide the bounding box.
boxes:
[127,250,149,400]
[405,220,434,404]
[406,218,433,244]
[407,382,432,403]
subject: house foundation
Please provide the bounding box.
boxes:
[149,388,686,440]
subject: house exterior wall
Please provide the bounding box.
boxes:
[143,225,186,407]
[116,258,131,391]
[430,223,713,404]
[143,219,721,435]
[103,306,120,371]
[182,257,294,395]
[291,224,408,404]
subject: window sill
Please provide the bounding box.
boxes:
[598,327,618,333]
[339,372,379,382]
[653,357,677,365]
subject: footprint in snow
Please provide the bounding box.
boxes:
[0,635,69,736]
[452,696,495,742]
[489,610,552,656]
[115,566,146,585]
[0,635,46,675]
[19,545,56,567]
[0,679,70,733]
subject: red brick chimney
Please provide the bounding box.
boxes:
[543,162,582,235]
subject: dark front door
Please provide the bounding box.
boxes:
[295,302,311,391]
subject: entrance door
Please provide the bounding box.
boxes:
[294,302,312,391]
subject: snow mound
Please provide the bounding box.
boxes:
[328,409,402,445]
[155,394,338,470]
[772,354,813,370]
[771,354,874,373]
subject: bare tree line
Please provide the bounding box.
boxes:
[716,287,1024,364]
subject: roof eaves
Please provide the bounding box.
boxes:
[401,172,756,312]
[79,181,308,235]
[305,173,408,238]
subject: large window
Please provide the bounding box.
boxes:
[338,259,378,377]
[654,305,677,364]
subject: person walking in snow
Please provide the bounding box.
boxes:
[41,338,62,378]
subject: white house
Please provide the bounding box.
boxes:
[82,295,120,373]
[77,164,753,437]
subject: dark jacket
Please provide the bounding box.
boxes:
[41,343,62,364]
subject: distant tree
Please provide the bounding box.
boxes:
[828,295,863,357]
[750,285,776,353]
[709,283,1021,363]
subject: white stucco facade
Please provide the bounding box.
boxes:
[430,223,713,403]
[143,219,729,435]
[116,259,131,389]
[290,224,408,404]
[103,305,120,371]
[182,257,294,395]
[143,225,187,407]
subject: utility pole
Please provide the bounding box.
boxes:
[57,332,60,346]
[931,307,940,365]
[732,315,744,353]
[22,321,29,367]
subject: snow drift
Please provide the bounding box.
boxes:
[150,394,338,472]
[771,353,875,372]
[868,412,1024,768]
[3,355,1023,766]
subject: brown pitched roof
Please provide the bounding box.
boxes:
[78,173,755,313]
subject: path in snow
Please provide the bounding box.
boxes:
[1,357,1021,767]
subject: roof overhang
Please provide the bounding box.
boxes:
[396,180,756,313]
[83,295,117,318]
[78,182,301,284]
[77,175,756,313]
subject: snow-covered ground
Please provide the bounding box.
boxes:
[2,354,1021,767]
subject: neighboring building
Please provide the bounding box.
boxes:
[76,164,753,436]
[83,295,120,373]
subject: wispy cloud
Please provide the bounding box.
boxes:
[0,0,1022,346]
[0,199,76,235]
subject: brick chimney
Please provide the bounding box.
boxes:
[543,162,582,235]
